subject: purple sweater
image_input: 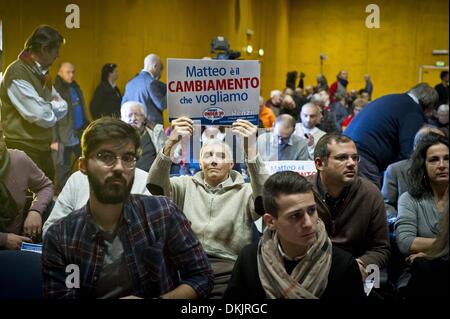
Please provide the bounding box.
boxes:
[0,149,54,247]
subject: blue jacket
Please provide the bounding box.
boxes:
[122,71,166,124]
[345,93,425,172]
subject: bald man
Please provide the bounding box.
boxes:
[257,114,309,161]
[122,53,167,125]
[53,62,88,192]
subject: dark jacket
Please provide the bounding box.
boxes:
[345,93,425,172]
[307,174,390,268]
[53,75,88,144]
[90,81,122,120]
[224,243,366,300]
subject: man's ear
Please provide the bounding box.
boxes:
[314,157,325,172]
[79,157,87,175]
[263,213,276,231]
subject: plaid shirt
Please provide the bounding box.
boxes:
[43,194,214,299]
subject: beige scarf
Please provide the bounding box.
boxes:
[257,219,332,299]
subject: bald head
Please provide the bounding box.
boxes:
[274,114,296,141]
[144,54,163,79]
[301,103,321,129]
[58,62,75,84]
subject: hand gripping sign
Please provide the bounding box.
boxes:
[167,58,260,125]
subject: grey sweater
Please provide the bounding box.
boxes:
[394,192,442,255]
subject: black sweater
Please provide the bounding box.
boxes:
[224,243,366,300]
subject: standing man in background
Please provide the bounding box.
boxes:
[122,54,166,125]
[0,25,67,180]
[53,62,88,192]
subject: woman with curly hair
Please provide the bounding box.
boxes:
[395,133,449,263]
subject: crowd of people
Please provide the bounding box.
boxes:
[0,25,448,300]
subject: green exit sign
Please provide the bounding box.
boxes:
[435,61,445,67]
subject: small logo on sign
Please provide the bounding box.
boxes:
[203,107,225,122]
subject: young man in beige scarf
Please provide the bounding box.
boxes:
[224,171,365,299]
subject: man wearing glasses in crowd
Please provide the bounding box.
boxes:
[307,133,390,281]
[42,117,213,299]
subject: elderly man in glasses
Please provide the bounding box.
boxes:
[42,117,213,299]
[307,133,390,281]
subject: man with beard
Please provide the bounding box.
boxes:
[307,133,390,280]
[42,117,213,299]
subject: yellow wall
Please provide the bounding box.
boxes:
[288,0,449,98]
[0,0,448,120]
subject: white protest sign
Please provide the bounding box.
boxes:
[167,58,260,125]
[264,161,317,177]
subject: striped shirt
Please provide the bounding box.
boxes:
[43,194,213,299]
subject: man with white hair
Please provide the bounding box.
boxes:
[120,101,166,171]
[122,54,166,125]
[265,89,283,116]
[148,116,268,297]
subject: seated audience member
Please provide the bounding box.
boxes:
[382,127,446,218]
[171,124,245,176]
[307,133,390,279]
[395,134,448,261]
[224,171,365,299]
[265,90,283,116]
[258,96,276,129]
[120,101,166,172]
[294,103,326,159]
[257,114,309,161]
[279,94,298,121]
[311,91,340,134]
[42,167,150,236]
[404,203,449,299]
[43,118,213,299]
[0,124,54,249]
[147,117,268,297]
[342,98,368,131]
[428,104,449,136]
[90,63,122,120]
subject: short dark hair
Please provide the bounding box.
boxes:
[81,117,141,158]
[263,171,313,217]
[24,25,64,53]
[101,63,117,82]
[314,133,354,163]
[408,133,449,198]
[440,71,449,80]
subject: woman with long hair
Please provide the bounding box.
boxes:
[395,133,449,263]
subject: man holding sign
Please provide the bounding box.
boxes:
[147,116,268,298]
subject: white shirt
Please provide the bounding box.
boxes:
[42,168,151,236]
[6,60,67,128]
[294,124,327,159]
